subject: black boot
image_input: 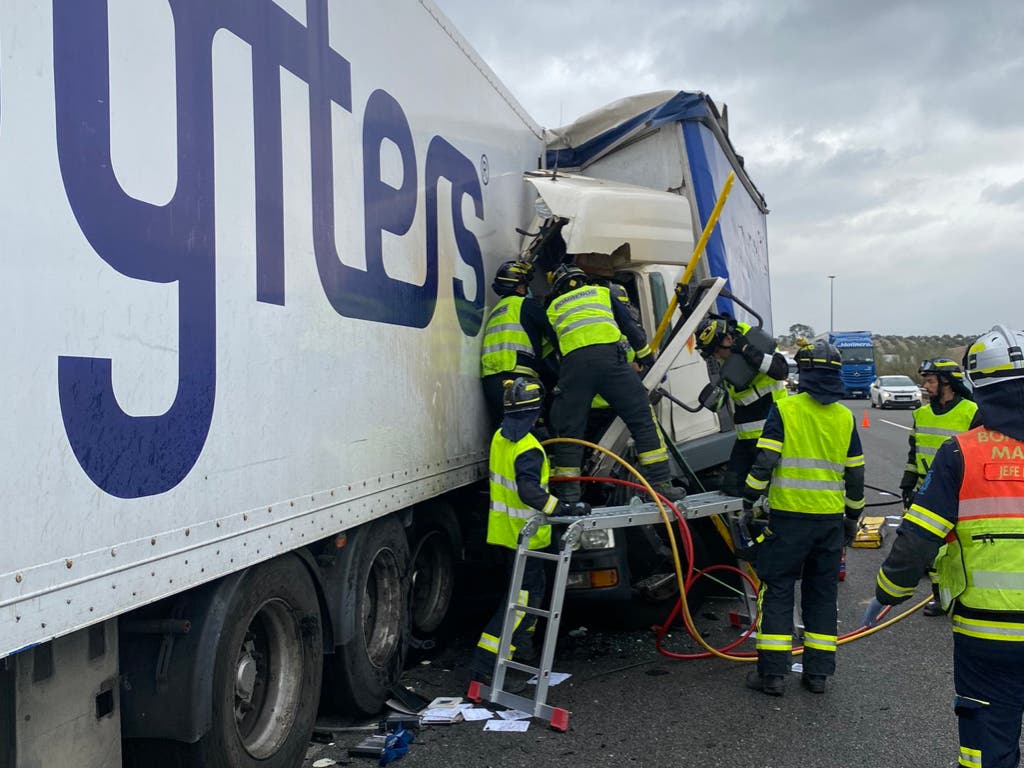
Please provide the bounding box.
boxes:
[923,584,944,617]
[653,482,687,503]
[801,674,827,694]
[745,670,786,696]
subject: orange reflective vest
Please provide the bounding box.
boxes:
[934,428,1024,640]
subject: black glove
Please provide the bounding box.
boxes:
[556,501,591,517]
[901,487,916,509]
[843,516,860,547]
[731,332,749,355]
[739,499,755,537]
[673,282,689,306]
[636,353,656,373]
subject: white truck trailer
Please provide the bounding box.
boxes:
[0,2,769,766]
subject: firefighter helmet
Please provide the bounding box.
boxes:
[964,325,1024,389]
[502,377,545,414]
[918,358,965,382]
[547,264,589,297]
[696,317,731,359]
[794,339,842,371]
[492,260,533,296]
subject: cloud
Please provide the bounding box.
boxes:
[434,0,1024,334]
[981,178,1024,206]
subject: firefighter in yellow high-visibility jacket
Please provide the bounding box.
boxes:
[469,378,589,690]
[741,339,865,696]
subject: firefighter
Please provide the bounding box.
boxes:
[742,339,865,696]
[470,377,590,689]
[864,325,1024,768]
[543,264,685,502]
[480,261,557,428]
[696,316,789,496]
[899,357,980,616]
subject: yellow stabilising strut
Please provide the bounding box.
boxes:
[650,170,735,352]
[543,436,934,661]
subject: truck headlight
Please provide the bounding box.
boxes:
[571,529,615,551]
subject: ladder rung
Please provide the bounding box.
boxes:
[510,604,550,619]
[500,659,540,675]
[521,550,560,562]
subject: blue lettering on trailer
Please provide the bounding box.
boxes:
[52,0,485,498]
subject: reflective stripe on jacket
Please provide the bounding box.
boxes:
[488,431,558,550]
[934,428,1024,640]
[481,296,538,378]
[546,285,621,356]
[912,399,978,477]
[763,392,855,516]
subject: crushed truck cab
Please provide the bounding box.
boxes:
[520,93,772,602]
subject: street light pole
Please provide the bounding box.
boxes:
[828,275,836,333]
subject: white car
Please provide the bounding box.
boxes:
[870,375,922,410]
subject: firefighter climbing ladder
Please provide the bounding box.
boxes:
[466,491,743,731]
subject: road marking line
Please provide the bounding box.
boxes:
[880,419,911,431]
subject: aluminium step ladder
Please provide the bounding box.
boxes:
[466,490,744,731]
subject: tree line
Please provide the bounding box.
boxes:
[775,324,979,379]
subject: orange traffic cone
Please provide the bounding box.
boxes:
[862,410,871,428]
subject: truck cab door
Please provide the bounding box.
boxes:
[617,267,722,457]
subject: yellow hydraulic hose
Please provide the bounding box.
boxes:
[544,436,747,661]
[543,436,935,662]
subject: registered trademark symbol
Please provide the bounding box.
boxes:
[480,154,489,185]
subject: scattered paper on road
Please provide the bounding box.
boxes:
[496,709,532,721]
[791,662,803,673]
[428,696,462,709]
[312,760,337,768]
[461,707,494,721]
[527,671,571,686]
[485,719,530,732]
[421,707,464,724]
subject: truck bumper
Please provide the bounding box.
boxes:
[564,544,634,602]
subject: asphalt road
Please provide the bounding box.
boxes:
[304,400,972,768]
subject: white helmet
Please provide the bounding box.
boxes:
[964,325,1024,388]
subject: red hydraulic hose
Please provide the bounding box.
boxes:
[556,475,903,660]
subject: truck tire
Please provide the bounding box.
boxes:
[325,516,410,716]
[180,556,322,768]
[409,505,459,643]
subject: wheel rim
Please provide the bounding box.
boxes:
[362,546,403,667]
[233,598,304,759]
[411,530,453,635]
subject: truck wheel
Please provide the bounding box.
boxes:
[192,556,322,768]
[410,525,455,639]
[325,517,410,716]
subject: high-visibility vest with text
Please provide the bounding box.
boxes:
[546,285,621,356]
[934,428,1024,642]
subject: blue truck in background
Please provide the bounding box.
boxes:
[821,331,876,397]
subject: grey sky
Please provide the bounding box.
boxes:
[435,0,1024,336]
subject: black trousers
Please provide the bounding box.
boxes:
[471,551,546,677]
[482,373,510,431]
[755,514,843,677]
[954,632,1024,767]
[549,343,668,500]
